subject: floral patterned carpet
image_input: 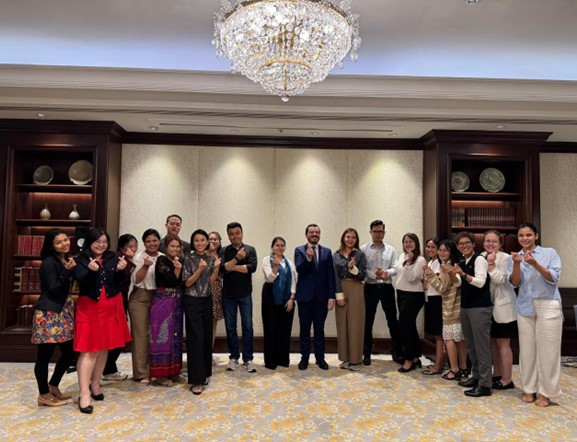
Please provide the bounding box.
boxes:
[2,353,577,441]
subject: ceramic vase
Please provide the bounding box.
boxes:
[39,203,51,220]
[69,204,80,220]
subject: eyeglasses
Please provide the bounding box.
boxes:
[94,241,109,246]
[371,230,385,235]
[457,241,472,247]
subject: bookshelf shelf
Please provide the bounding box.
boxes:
[18,184,92,194]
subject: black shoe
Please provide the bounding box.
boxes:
[493,380,515,390]
[66,366,77,374]
[298,358,309,370]
[398,359,421,373]
[78,397,93,414]
[363,355,371,366]
[391,352,405,365]
[89,385,104,401]
[464,386,492,397]
[458,377,479,388]
[316,359,329,370]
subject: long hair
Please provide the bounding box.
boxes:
[425,237,440,262]
[338,228,360,254]
[117,233,137,252]
[209,231,222,255]
[438,239,460,265]
[40,228,69,261]
[402,233,421,266]
[81,227,115,261]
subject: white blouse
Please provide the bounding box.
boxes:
[131,251,163,290]
[262,255,297,294]
[394,254,426,292]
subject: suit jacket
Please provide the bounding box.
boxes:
[294,244,336,303]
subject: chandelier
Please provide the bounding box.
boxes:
[213,0,361,101]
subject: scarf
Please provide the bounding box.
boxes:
[271,254,292,305]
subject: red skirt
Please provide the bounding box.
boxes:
[74,287,131,353]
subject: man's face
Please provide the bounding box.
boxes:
[166,217,182,236]
[306,226,321,245]
[370,225,385,243]
[227,227,243,247]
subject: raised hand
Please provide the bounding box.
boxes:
[116,255,127,271]
[214,257,222,268]
[199,258,208,271]
[348,257,356,270]
[143,255,154,267]
[524,251,537,267]
[487,252,496,266]
[511,252,523,264]
[236,247,246,261]
[306,244,314,260]
[273,254,283,267]
[88,258,100,271]
[65,257,76,270]
[406,250,414,264]
[173,256,182,270]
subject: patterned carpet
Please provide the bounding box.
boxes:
[2,353,577,441]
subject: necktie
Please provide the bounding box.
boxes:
[312,245,318,267]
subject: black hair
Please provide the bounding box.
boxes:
[271,236,286,248]
[166,214,182,223]
[81,227,115,261]
[305,224,319,234]
[191,229,209,252]
[40,228,69,261]
[142,228,161,242]
[370,220,385,230]
[117,233,137,252]
[226,222,242,232]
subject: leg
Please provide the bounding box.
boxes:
[347,282,365,365]
[534,299,563,400]
[335,292,349,363]
[445,340,459,372]
[103,347,121,376]
[517,313,537,396]
[430,336,445,371]
[49,340,74,389]
[184,297,209,384]
[397,290,424,365]
[312,300,329,361]
[77,352,98,408]
[202,297,213,380]
[491,338,502,378]
[261,285,276,368]
[279,304,295,367]
[460,309,477,379]
[34,343,56,395]
[298,301,313,360]
[381,284,403,357]
[469,307,493,389]
[363,285,379,358]
[222,297,240,361]
[127,288,153,380]
[90,350,109,395]
[238,296,254,363]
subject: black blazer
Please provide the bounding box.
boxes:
[34,255,73,314]
[72,254,124,302]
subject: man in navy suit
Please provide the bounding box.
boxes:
[295,224,336,370]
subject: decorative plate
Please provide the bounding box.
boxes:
[33,165,54,185]
[479,167,505,192]
[68,160,93,185]
[451,171,470,192]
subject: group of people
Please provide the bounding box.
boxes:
[32,215,563,413]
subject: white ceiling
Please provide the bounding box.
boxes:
[1,0,577,141]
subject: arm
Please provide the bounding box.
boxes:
[385,247,397,279]
[183,256,208,288]
[39,257,72,298]
[209,257,221,284]
[508,252,522,287]
[262,256,279,282]
[404,256,426,282]
[488,252,510,285]
[525,249,561,284]
[295,246,313,275]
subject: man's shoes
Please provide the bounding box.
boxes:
[362,355,371,366]
[464,385,492,397]
[102,371,128,381]
[458,377,479,388]
[226,358,239,371]
[243,361,257,373]
[316,359,329,370]
[298,358,309,370]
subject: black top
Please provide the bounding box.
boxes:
[220,243,257,299]
[459,254,492,309]
[155,255,181,289]
[117,251,136,298]
[72,254,124,302]
[34,255,73,314]
[159,237,191,256]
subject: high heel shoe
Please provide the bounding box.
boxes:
[398,359,421,373]
[89,385,104,401]
[78,397,93,414]
[37,394,67,407]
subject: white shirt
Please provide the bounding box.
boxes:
[262,255,297,294]
[131,251,163,290]
[425,259,442,298]
[394,254,426,292]
[485,251,517,323]
[361,241,397,284]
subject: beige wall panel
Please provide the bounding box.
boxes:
[540,153,577,287]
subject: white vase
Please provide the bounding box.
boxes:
[39,203,51,220]
[69,204,80,220]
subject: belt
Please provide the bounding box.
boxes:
[342,278,364,285]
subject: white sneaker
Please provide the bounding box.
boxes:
[102,371,128,381]
[339,361,350,370]
[243,361,257,373]
[226,359,239,371]
[349,363,362,371]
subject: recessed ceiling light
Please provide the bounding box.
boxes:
[37,113,46,118]
[310,131,320,136]
[496,125,506,129]
[149,126,158,131]
[230,129,240,134]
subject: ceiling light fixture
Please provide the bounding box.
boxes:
[213,0,361,102]
[465,0,480,4]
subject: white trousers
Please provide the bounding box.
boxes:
[517,299,563,399]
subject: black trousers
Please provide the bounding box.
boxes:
[34,340,74,395]
[183,296,213,385]
[397,289,425,360]
[262,283,295,369]
[363,283,403,357]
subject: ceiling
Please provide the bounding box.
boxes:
[1,0,577,141]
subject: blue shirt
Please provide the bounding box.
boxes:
[507,246,562,316]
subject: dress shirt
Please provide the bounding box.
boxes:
[132,251,163,290]
[262,255,298,294]
[507,246,562,317]
[463,254,488,288]
[360,241,397,284]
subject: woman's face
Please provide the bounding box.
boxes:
[165,239,182,258]
[344,232,357,249]
[52,233,71,256]
[272,240,286,256]
[208,233,221,251]
[144,235,160,254]
[517,227,538,251]
[425,241,438,259]
[457,236,474,258]
[438,245,450,262]
[122,239,138,258]
[483,233,501,254]
[403,236,416,253]
[193,234,208,253]
[90,234,108,258]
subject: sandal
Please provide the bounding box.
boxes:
[422,366,443,375]
[139,378,151,387]
[535,395,551,407]
[521,393,536,403]
[442,370,462,381]
[191,385,203,395]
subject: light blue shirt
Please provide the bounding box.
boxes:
[507,246,562,317]
[360,241,397,284]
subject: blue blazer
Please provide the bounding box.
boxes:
[294,244,336,303]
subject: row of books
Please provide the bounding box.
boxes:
[452,207,516,228]
[15,235,45,256]
[14,267,41,292]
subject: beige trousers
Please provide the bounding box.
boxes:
[128,287,154,380]
[517,299,563,399]
[335,280,365,365]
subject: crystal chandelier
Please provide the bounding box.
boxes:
[213,0,361,101]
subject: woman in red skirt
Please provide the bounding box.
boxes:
[72,227,131,414]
